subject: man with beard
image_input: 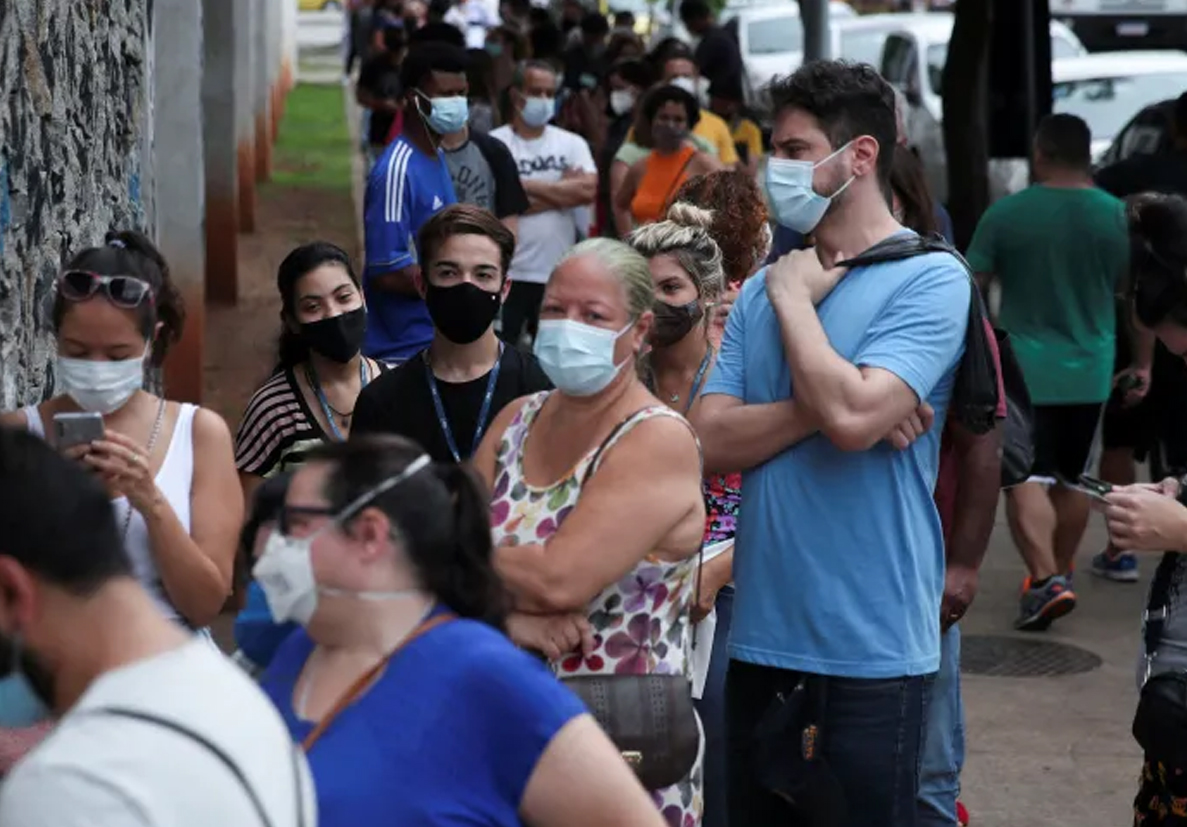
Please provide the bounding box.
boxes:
[0,428,314,826]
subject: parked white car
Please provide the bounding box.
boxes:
[880,12,1087,201]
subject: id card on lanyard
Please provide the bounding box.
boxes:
[423,344,503,462]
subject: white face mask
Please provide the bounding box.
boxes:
[56,351,148,414]
[252,454,433,626]
[670,76,698,97]
[533,319,634,397]
[610,89,636,116]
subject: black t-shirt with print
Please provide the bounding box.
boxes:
[350,344,552,462]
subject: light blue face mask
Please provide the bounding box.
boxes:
[764,141,855,234]
[0,636,51,728]
[534,318,635,397]
[417,92,469,135]
[521,96,556,129]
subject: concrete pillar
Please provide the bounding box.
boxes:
[282,0,299,92]
[236,0,256,232]
[268,0,283,143]
[253,0,272,183]
[799,0,833,62]
[153,0,207,404]
[203,0,238,305]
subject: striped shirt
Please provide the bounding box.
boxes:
[235,370,327,480]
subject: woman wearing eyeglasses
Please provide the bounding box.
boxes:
[0,231,242,631]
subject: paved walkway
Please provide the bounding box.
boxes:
[960,502,1145,826]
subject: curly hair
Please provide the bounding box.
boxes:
[671,170,771,285]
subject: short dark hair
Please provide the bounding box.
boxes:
[769,60,897,188]
[410,20,467,49]
[679,0,711,23]
[580,11,610,37]
[401,42,469,92]
[274,242,359,370]
[1034,113,1091,169]
[642,84,701,130]
[418,204,517,277]
[55,231,185,369]
[0,427,132,593]
[709,73,744,103]
[609,57,655,90]
[1128,192,1187,329]
[309,436,508,629]
[612,10,635,26]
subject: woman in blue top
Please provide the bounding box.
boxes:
[257,435,666,827]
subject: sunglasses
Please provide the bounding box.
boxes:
[57,270,154,309]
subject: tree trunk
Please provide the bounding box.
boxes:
[941,0,991,251]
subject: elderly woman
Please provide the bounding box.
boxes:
[472,238,707,824]
[259,436,667,827]
[628,203,735,827]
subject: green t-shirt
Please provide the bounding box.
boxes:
[966,185,1128,405]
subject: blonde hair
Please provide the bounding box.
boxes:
[556,238,656,320]
[626,202,726,303]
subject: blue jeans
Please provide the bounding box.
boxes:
[727,660,934,827]
[918,625,965,827]
[695,585,734,827]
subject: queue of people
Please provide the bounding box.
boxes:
[5,17,1187,827]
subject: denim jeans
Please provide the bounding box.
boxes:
[918,625,965,826]
[726,659,934,827]
[695,585,734,827]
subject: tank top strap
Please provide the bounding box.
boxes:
[584,405,701,482]
[21,406,45,439]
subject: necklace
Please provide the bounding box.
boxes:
[306,360,371,441]
[650,344,714,414]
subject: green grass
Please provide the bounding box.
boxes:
[270,83,353,192]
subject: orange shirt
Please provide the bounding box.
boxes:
[630,146,696,226]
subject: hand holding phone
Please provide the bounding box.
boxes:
[53,412,105,453]
[1072,474,1114,501]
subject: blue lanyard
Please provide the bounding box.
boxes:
[308,360,369,442]
[684,345,714,415]
[423,344,503,462]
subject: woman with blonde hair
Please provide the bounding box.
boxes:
[629,203,736,827]
[472,238,707,824]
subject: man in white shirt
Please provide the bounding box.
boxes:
[491,59,596,346]
[0,428,315,827]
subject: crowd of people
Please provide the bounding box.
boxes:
[5,2,1187,825]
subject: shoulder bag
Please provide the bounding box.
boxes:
[1133,550,1187,765]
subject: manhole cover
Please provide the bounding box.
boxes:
[960,634,1102,677]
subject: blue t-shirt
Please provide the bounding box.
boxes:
[260,615,586,827]
[766,203,955,263]
[233,581,297,669]
[704,250,970,678]
[363,135,458,362]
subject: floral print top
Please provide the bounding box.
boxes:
[489,391,700,680]
[703,473,741,544]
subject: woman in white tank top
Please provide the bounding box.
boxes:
[0,232,242,630]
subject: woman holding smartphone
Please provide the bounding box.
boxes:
[0,231,242,630]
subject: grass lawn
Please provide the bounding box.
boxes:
[270,83,353,192]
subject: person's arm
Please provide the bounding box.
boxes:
[765,250,970,452]
[1103,485,1187,552]
[707,118,739,167]
[0,764,154,827]
[495,415,703,612]
[524,170,598,211]
[520,716,667,827]
[692,546,732,622]
[363,153,421,295]
[608,160,634,238]
[613,158,645,216]
[941,419,1002,627]
[239,472,263,517]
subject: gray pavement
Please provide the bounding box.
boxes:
[960,501,1146,827]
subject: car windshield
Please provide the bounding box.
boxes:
[840,29,891,68]
[748,15,803,55]
[924,35,1083,94]
[1055,72,1187,141]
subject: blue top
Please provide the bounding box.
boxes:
[704,250,970,677]
[363,135,458,362]
[233,581,297,669]
[260,614,586,827]
[766,203,955,262]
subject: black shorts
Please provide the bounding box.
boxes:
[1031,403,1103,483]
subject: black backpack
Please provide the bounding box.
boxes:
[839,234,1035,487]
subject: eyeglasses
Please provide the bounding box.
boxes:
[56,271,154,309]
[277,505,337,536]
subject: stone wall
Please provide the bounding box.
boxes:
[0,0,152,410]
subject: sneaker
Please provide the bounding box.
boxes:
[957,801,970,826]
[1091,550,1140,582]
[1015,575,1077,631]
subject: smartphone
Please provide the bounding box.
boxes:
[53,412,105,451]
[1073,474,1114,500]
[1116,373,1145,395]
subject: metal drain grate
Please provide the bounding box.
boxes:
[960,634,1103,677]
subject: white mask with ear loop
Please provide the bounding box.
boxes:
[253,454,433,626]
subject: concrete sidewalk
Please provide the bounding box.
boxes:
[960,504,1146,826]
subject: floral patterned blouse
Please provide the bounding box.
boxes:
[489,391,704,824]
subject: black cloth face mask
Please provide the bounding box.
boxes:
[424,282,502,345]
[650,298,704,347]
[299,307,367,363]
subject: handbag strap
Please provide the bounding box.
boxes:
[1143,551,1182,682]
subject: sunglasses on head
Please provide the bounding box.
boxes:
[56,271,154,309]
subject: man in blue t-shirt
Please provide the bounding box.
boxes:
[362,42,463,363]
[693,61,970,827]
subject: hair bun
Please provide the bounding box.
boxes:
[665,201,715,230]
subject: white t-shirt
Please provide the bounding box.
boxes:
[0,641,315,827]
[490,124,596,285]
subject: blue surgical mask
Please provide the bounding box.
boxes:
[417,92,469,135]
[485,41,503,57]
[0,636,51,728]
[533,319,634,397]
[521,96,556,129]
[764,142,855,234]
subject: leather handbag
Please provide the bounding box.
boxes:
[1133,550,1187,764]
[560,411,702,791]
